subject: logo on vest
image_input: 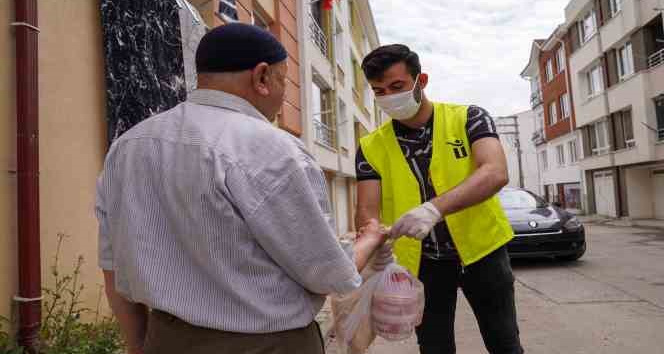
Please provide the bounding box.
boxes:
[447,139,468,159]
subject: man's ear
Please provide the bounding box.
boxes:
[251,62,270,96]
[418,73,429,89]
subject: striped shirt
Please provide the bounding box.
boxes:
[96,89,362,333]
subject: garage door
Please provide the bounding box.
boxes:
[654,171,664,220]
[594,171,617,217]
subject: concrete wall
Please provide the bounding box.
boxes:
[542,132,584,187]
[624,168,654,218]
[0,0,18,322]
[1,0,109,321]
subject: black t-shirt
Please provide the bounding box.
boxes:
[355,105,499,260]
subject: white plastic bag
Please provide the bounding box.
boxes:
[331,263,379,354]
[332,263,425,353]
[371,263,425,341]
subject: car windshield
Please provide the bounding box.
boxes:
[498,190,547,209]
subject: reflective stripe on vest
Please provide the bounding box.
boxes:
[360,102,514,275]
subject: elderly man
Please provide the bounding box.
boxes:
[96,24,389,354]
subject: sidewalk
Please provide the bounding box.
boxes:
[579,215,664,230]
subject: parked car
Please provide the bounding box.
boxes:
[498,187,586,261]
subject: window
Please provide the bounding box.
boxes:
[546,59,554,82]
[337,99,348,149]
[219,0,239,21]
[312,80,335,148]
[589,120,610,155]
[617,109,635,148]
[578,10,597,44]
[569,140,578,163]
[531,76,541,97]
[618,42,635,80]
[251,10,269,30]
[656,97,664,141]
[587,65,604,97]
[540,150,549,171]
[556,145,566,166]
[334,23,345,67]
[561,93,571,119]
[556,46,565,74]
[549,101,558,125]
[609,0,623,17]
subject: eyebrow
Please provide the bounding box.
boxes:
[372,80,405,90]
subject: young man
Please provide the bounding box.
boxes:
[96,24,390,354]
[355,44,524,354]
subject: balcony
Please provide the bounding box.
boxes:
[313,118,335,149]
[649,48,664,69]
[309,13,328,58]
[530,92,543,108]
[531,129,546,145]
[659,128,664,141]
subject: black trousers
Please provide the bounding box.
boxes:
[416,246,524,354]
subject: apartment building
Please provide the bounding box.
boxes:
[521,32,584,213]
[564,0,664,218]
[299,0,382,234]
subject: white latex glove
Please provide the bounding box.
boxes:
[390,202,442,240]
[371,243,394,271]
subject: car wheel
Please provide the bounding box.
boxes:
[558,243,586,262]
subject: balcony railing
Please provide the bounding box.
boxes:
[313,117,335,149]
[530,92,543,108]
[531,129,545,145]
[658,128,664,141]
[308,14,328,58]
[648,48,664,69]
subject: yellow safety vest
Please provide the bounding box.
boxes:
[360,102,514,275]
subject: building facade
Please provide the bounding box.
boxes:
[564,0,664,218]
[299,0,382,235]
[522,33,585,213]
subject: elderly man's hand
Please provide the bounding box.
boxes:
[390,202,442,240]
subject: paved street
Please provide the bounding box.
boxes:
[326,223,664,353]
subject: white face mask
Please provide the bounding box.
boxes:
[375,75,422,121]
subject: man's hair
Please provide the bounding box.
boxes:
[361,44,421,80]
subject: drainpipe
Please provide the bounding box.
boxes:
[12,0,42,352]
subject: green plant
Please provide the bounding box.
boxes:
[1,233,124,354]
[0,316,23,354]
[39,233,124,354]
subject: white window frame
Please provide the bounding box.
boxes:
[337,99,349,149]
[591,120,611,155]
[549,101,558,125]
[579,10,597,44]
[561,93,571,119]
[556,46,566,74]
[569,140,578,163]
[546,59,554,82]
[609,0,623,18]
[619,109,635,148]
[587,64,604,98]
[556,145,566,167]
[334,21,345,69]
[540,150,549,171]
[617,42,635,80]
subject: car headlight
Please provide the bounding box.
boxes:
[563,217,582,231]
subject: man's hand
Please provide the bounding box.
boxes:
[371,243,394,271]
[390,202,441,240]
